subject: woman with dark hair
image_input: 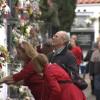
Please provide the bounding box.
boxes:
[70,39,83,70]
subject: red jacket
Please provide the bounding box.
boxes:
[13,61,44,100]
[43,64,86,100]
[71,46,83,66]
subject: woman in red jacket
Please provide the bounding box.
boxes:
[0,41,44,100]
[70,39,83,67]
[34,54,86,100]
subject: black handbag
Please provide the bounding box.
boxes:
[61,64,88,90]
[71,72,88,90]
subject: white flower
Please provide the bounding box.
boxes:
[3,5,11,14]
[32,1,39,11]
[25,0,31,7]
[19,36,26,43]
[0,57,5,61]
[26,25,31,34]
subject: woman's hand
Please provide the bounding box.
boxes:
[0,75,15,85]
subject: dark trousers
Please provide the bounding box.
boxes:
[94,74,100,100]
[95,89,100,100]
[96,95,100,100]
[91,77,94,94]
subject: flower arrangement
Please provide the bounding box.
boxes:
[0,45,9,68]
[7,85,33,99]
[15,0,41,22]
[11,24,31,47]
[0,0,10,25]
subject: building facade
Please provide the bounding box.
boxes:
[71,0,100,49]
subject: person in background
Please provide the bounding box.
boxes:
[29,26,41,48]
[0,41,44,100]
[70,39,83,71]
[48,31,78,73]
[70,34,83,54]
[40,0,60,38]
[32,52,86,100]
[28,25,54,55]
[68,34,78,50]
[84,43,97,95]
[71,34,78,41]
[90,41,100,100]
[85,35,100,95]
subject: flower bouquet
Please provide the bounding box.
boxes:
[0,45,9,69]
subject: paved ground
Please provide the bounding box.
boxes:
[83,74,96,100]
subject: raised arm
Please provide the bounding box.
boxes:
[0,75,15,85]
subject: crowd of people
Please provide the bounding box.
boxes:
[0,1,87,100]
[1,27,99,100]
[0,0,100,100]
[84,35,100,100]
[0,30,87,100]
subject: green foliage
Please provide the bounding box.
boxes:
[40,0,76,31]
[55,0,76,31]
[11,22,30,47]
[0,9,4,26]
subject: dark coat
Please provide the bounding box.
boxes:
[48,45,78,73]
[90,49,100,75]
[84,49,94,73]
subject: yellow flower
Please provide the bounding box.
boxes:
[0,45,9,62]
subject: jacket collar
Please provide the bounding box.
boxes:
[53,46,65,55]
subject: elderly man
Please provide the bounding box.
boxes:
[48,31,78,72]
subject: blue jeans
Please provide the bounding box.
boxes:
[94,74,100,100]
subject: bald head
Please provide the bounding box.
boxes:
[52,31,70,48]
[56,31,70,42]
